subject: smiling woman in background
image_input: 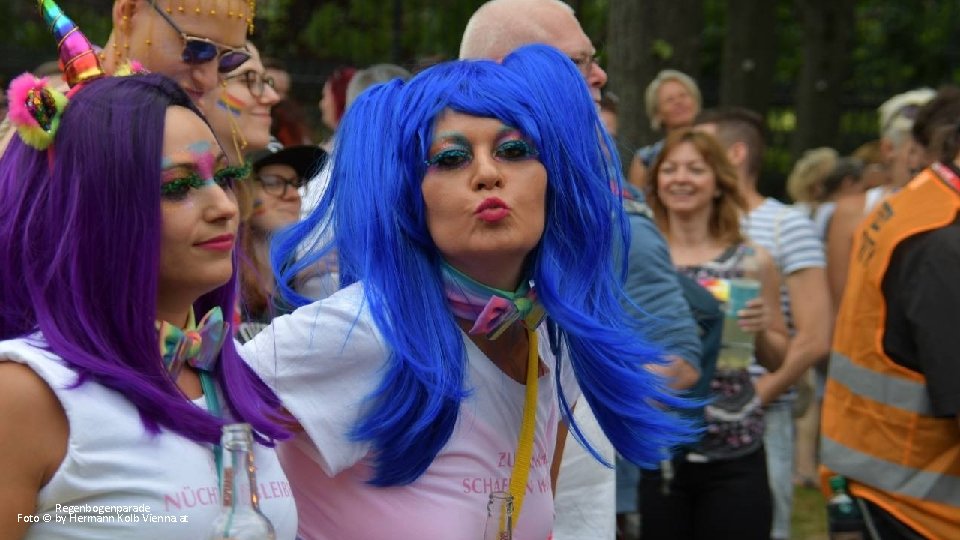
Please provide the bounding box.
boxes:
[236,141,326,340]
[641,128,788,540]
[208,41,281,164]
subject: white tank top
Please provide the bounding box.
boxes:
[864,185,890,214]
[0,337,298,540]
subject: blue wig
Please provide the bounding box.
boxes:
[0,74,288,446]
[273,45,696,486]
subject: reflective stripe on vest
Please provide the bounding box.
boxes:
[828,351,932,416]
[821,437,960,507]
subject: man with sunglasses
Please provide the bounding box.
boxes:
[101,0,253,111]
[0,0,253,155]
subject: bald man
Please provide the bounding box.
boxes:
[0,0,252,154]
[102,0,252,111]
[460,0,606,104]
[461,3,704,539]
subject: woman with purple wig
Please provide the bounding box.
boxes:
[0,11,297,536]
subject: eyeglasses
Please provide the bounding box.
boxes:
[225,70,277,99]
[150,2,251,73]
[256,173,303,197]
[569,53,599,77]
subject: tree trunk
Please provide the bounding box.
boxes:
[607,0,703,169]
[792,0,855,157]
[719,0,778,117]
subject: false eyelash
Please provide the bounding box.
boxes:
[496,139,539,160]
[214,163,251,187]
[425,147,472,169]
[161,173,206,199]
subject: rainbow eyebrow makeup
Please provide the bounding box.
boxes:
[161,141,250,199]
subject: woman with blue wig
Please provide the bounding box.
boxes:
[0,5,296,537]
[243,44,695,538]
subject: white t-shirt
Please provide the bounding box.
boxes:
[242,282,581,540]
[742,199,826,404]
[0,337,298,540]
[553,400,616,539]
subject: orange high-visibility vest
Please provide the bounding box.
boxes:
[821,166,960,539]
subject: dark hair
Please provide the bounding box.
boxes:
[0,73,288,445]
[820,157,864,201]
[261,56,287,72]
[912,84,960,150]
[695,106,767,178]
[271,99,312,146]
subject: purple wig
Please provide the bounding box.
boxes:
[0,74,288,445]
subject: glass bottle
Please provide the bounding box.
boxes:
[826,475,866,540]
[718,246,762,370]
[482,491,514,540]
[208,423,276,540]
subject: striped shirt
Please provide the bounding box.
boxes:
[741,198,826,403]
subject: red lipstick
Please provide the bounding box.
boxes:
[195,233,235,251]
[475,197,510,223]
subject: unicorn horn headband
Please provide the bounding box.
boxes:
[38,0,106,88]
[6,0,107,150]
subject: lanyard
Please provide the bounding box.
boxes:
[503,328,540,531]
[931,162,960,193]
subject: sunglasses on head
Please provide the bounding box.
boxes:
[150,2,251,73]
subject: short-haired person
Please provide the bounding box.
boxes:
[826,87,935,315]
[628,69,703,190]
[345,63,412,109]
[102,0,255,109]
[0,8,295,537]
[242,45,695,540]
[460,2,704,537]
[696,107,831,540]
[460,0,607,103]
[820,120,960,540]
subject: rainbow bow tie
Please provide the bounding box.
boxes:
[442,263,546,340]
[156,307,228,378]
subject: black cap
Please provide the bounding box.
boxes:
[247,140,327,180]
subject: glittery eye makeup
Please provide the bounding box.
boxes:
[425,134,472,170]
[160,141,247,200]
[494,129,538,161]
[424,126,538,171]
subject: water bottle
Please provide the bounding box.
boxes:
[208,423,276,540]
[718,246,761,370]
[483,491,514,540]
[826,476,866,540]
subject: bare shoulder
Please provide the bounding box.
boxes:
[746,241,777,273]
[0,361,68,487]
[0,361,66,418]
[831,192,866,219]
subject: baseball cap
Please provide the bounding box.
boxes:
[247,139,327,180]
